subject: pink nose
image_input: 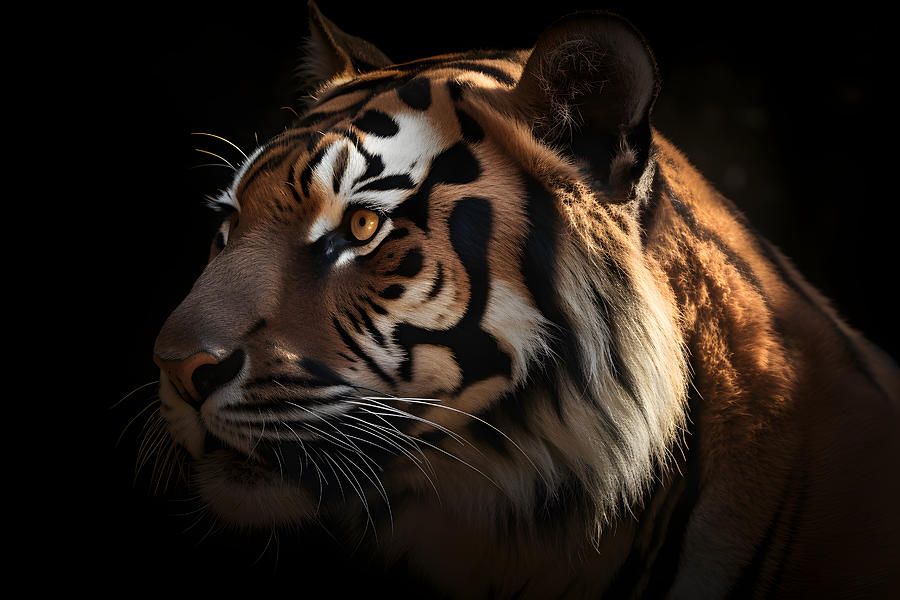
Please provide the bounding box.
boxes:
[154,351,221,407]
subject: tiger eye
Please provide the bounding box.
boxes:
[349,208,380,242]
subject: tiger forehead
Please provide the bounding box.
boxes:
[233,74,486,225]
[314,49,527,107]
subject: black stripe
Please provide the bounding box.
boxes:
[727,466,800,599]
[397,77,432,110]
[332,317,395,386]
[394,142,481,233]
[394,197,512,386]
[659,166,889,400]
[346,130,385,184]
[456,108,484,144]
[440,60,517,86]
[317,52,517,105]
[266,129,320,152]
[291,94,374,145]
[355,227,410,265]
[352,110,400,137]
[331,144,349,194]
[355,302,386,347]
[356,174,416,193]
[387,50,519,75]
[240,145,295,196]
[300,146,329,198]
[387,248,424,278]
[447,79,465,101]
[715,192,890,399]
[378,284,404,300]
[287,157,305,205]
[241,375,333,391]
[316,74,399,105]
[300,358,348,387]
[248,318,267,334]
[344,308,362,333]
[363,297,388,315]
[661,178,768,300]
[520,174,576,418]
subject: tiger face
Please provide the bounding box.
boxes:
[155,71,550,524]
[152,5,687,546]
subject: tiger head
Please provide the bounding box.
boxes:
[152,5,687,541]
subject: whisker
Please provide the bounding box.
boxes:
[345,408,432,467]
[411,430,502,491]
[319,449,346,501]
[296,420,360,454]
[192,509,225,549]
[110,380,159,410]
[155,437,184,495]
[341,416,442,500]
[191,131,250,161]
[270,441,285,481]
[341,421,411,463]
[137,425,171,485]
[338,449,394,536]
[331,452,377,542]
[306,446,329,512]
[116,397,160,447]
[190,163,236,171]
[345,399,472,450]
[279,420,310,479]
[347,384,399,399]
[284,401,369,456]
[194,148,236,171]
[362,395,550,488]
[247,409,267,458]
[134,409,165,480]
[347,401,500,490]
[252,528,279,567]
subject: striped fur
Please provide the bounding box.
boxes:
[149,6,900,598]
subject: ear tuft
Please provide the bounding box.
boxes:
[300,2,393,93]
[512,12,660,199]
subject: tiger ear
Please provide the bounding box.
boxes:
[512,12,660,200]
[302,1,393,88]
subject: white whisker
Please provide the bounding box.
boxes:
[193,148,236,170]
[345,399,473,450]
[191,131,250,161]
[361,396,549,487]
[116,397,160,447]
[110,380,159,410]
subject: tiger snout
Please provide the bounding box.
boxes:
[152,350,245,410]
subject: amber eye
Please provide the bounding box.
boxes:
[349,208,380,242]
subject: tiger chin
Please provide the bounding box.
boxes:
[148,3,900,598]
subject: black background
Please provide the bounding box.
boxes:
[73,2,898,593]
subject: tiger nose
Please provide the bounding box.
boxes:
[153,349,246,409]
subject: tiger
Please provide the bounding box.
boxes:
[147,3,900,597]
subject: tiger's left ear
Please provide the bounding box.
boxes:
[302,1,393,89]
[511,12,660,200]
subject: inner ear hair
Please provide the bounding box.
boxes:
[512,12,660,200]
